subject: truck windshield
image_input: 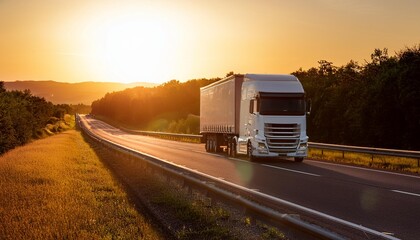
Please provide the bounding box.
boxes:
[259,93,305,116]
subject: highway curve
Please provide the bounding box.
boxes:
[80,115,420,240]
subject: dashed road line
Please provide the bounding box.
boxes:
[392,190,420,198]
[262,164,321,177]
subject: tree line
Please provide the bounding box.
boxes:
[0,83,73,154]
[293,46,420,150]
[91,46,420,150]
[91,78,220,132]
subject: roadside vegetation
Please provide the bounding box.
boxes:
[0,130,163,239]
[0,82,85,154]
[309,148,420,173]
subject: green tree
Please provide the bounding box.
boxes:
[0,81,5,93]
[0,87,66,154]
[294,45,419,150]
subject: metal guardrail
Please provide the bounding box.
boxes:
[120,127,202,143]
[308,142,420,159]
[77,114,400,240]
[117,126,420,166]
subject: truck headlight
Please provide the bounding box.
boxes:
[298,142,308,150]
[257,142,268,154]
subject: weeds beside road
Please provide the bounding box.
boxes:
[0,130,162,239]
[309,148,420,174]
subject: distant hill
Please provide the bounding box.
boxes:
[3,81,158,105]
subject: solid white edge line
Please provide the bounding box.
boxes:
[306,160,420,179]
[262,164,321,177]
[392,190,420,198]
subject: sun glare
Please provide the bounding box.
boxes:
[87,13,178,83]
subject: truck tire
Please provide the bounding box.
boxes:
[227,140,236,157]
[213,138,217,152]
[247,142,256,161]
[231,141,237,158]
[205,139,210,152]
[214,137,220,153]
[294,157,304,162]
[207,138,214,153]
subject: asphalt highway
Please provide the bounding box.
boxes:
[80,115,420,239]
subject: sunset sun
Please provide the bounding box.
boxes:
[86,14,179,83]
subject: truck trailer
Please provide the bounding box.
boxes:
[200,74,310,162]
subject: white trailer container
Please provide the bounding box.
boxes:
[200,74,310,162]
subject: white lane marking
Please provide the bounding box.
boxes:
[307,160,420,179]
[392,190,420,198]
[262,164,321,177]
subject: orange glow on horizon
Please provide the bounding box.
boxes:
[1,1,420,84]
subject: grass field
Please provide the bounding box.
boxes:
[309,148,420,174]
[0,130,162,239]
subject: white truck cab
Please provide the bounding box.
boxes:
[200,74,309,162]
[237,74,309,161]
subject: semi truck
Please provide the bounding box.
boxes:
[200,74,310,162]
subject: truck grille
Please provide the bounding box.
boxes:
[264,123,300,154]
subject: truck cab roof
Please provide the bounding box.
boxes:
[244,74,298,82]
[244,74,304,94]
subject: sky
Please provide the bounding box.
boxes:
[1,0,419,84]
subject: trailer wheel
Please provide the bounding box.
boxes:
[214,137,220,153]
[231,141,237,158]
[247,142,256,161]
[227,140,236,157]
[210,138,214,152]
[205,139,210,152]
[207,138,214,153]
[212,138,216,152]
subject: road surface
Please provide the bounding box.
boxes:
[80,115,420,239]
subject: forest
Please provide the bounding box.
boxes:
[0,83,74,154]
[293,46,420,150]
[91,77,220,133]
[91,46,420,150]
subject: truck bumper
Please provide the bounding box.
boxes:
[253,151,307,158]
[252,140,308,158]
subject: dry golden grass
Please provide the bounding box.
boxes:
[0,130,162,239]
[309,148,420,174]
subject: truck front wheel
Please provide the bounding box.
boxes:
[247,142,256,161]
[227,140,237,158]
[294,157,304,162]
[231,141,237,158]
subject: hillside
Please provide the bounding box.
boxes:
[4,80,158,105]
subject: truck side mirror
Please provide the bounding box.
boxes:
[249,99,259,114]
[249,99,254,114]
